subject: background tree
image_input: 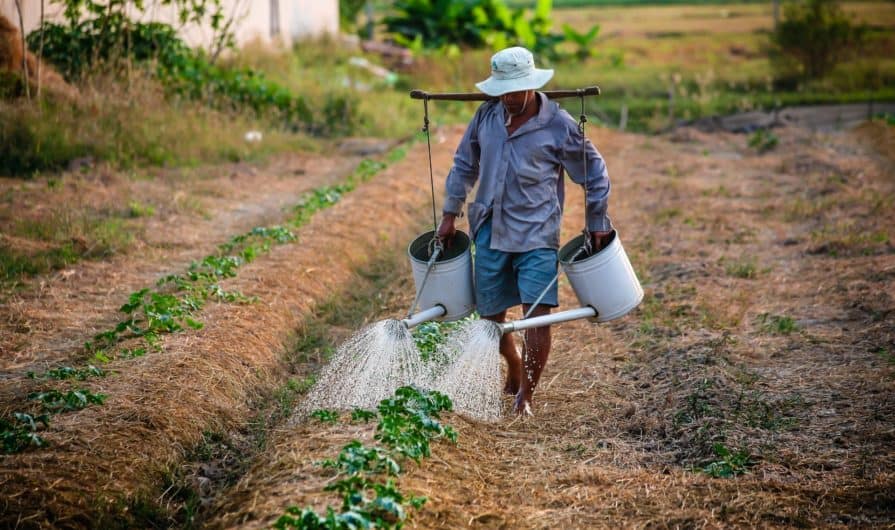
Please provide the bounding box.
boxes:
[772,0,865,80]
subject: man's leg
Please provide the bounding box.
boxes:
[515,304,552,414]
[482,310,522,395]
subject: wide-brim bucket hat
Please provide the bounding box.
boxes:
[475,46,554,97]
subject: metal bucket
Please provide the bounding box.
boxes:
[558,231,643,322]
[408,230,475,322]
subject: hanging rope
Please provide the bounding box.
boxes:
[422,97,439,237]
[578,91,592,256]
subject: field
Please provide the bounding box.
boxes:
[2,1,895,528]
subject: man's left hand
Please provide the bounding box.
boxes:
[590,230,613,253]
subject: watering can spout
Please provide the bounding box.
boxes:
[401,305,447,330]
[498,306,597,336]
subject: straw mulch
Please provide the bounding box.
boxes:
[200,125,893,528]
[0,152,360,372]
[0,129,462,528]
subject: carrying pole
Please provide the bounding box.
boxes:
[410,87,601,101]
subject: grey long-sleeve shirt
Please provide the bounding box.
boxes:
[443,91,611,253]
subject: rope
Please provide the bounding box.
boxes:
[578,91,592,256]
[423,97,438,234]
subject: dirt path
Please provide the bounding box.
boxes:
[0,149,378,372]
[202,123,894,528]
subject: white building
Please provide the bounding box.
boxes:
[1,0,338,49]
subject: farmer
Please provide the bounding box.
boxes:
[436,46,612,416]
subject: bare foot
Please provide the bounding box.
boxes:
[513,392,533,416]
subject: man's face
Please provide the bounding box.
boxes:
[500,90,533,115]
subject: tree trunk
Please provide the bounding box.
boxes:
[13,0,30,100]
[37,0,45,99]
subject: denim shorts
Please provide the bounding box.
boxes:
[474,219,558,317]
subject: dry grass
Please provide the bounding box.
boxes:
[0,131,459,528]
[0,150,365,369]
[195,124,894,529]
[555,2,895,37]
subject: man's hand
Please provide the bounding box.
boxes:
[590,230,613,253]
[437,214,457,248]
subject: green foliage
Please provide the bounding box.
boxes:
[561,23,600,59]
[28,388,107,412]
[724,258,758,279]
[86,148,398,355]
[0,111,92,176]
[351,409,378,423]
[311,409,341,424]
[26,19,190,82]
[412,315,477,361]
[277,387,454,529]
[700,443,753,478]
[1,413,49,454]
[27,365,105,381]
[747,129,779,153]
[128,201,156,218]
[384,0,562,57]
[772,0,866,80]
[28,19,325,132]
[86,224,292,352]
[375,386,457,462]
[340,0,369,34]
[292,185,353,227]
[757,313,798,335]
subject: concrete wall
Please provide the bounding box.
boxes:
[0,0,338,48]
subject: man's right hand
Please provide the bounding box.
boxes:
[436,213,457,248]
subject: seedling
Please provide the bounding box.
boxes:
[757,313,799,335]
[311,409,340,424]
[1,413,49,453]
[27,365,105,380]
[748,129,779,153]
[700,443,753,478]
[351,409,377,423]
[28,389,107,412]
[278,387,453,529]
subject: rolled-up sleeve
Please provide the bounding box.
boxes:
[559,118,612,232]
[443,111,482,216]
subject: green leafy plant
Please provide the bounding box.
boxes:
[1,413,49,454]
[277,387,454,529]
[700,443,753,478]
[561,23,600,59]
[384,0,562,57]
[351,409,378,423]
[724,258,758,279]
[27,365,105,380]
[27,17,343,135]
[757,313,799,335]
[311,409,341,424]
[747,129,779,153]
[28,389,107,412]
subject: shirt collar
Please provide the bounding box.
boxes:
[498,91,556,138]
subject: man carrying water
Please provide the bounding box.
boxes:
[436,46,612,416]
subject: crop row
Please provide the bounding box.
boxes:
[277,386,456,530]
[0,150,406,454]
